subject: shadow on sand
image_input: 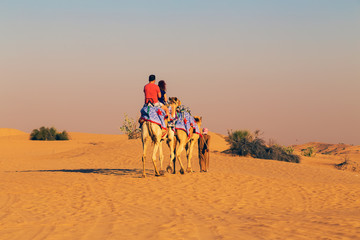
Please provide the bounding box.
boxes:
[17,168,150,178]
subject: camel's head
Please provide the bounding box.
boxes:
[168,97,181,107]
[193,116,202,128]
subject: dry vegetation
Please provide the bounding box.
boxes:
[119,114,141,139]
[225,130,300,163]
[335,156,360,173]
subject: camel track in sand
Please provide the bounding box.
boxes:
[78,174,117,240]
[1,164,360,240]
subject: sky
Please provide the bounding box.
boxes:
[1,0,359,145]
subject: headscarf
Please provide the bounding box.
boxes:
[202,128,208,135]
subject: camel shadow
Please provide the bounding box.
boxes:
[18,168,150,178]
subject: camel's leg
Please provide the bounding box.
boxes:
[176,140,186,175]
[172,141,177,174]
[185,143,190,159]
[151,140,161,176]
[166,129,176,174]
[158,141,165,175]
[166,136,176,174]
[141,131,148,178]
[186,139,197,173]
[170,140,176,174]
[172,154,176,174]
[142,146,147,178]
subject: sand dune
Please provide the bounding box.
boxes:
[294,142,360,157]
[0,128,27,137]
[293,142,360,172]
[1,130,360,239]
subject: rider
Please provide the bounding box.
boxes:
[144,74,170,120]
[158,80,167,105]
[158,80,176,126]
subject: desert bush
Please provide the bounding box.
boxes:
[302,147,316,157]
[30,127,69,141]
[270,144,294,155]
[226,130,253,154]
[267,138,278,146]
[283,146,294,154]
[335,156,360,173]
[119,114,141,139]
[226,130,300,163]
[266,145,300,163]
[230,130,254,142]
[56,131,70,140]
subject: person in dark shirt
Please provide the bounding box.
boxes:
[158,80,167,105]
[157,80,175,126]
[198,128,211,172]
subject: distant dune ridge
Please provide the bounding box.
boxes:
[292,142,360,174]
[1,129,360,239]
[293,142,360,167]
[293,142,360,156]
[0,128,27,137]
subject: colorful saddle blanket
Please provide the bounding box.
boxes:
[140,105,167,130]
[175,111,200,136]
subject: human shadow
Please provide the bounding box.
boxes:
[18,168,151,178]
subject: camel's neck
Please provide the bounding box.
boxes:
[169,104,179,119]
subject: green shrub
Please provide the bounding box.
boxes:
[266,145,300,163]
[30,127,69,141]
[226,130,300,163]
[283,146,294,154]
[226,130,254,156]
[270,144,294,155]
[56,131,70,140]
[119,114,141,139]
[302,147,316,157]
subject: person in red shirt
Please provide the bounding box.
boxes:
[144,74,170,119]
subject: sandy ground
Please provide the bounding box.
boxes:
[1,129,360,240]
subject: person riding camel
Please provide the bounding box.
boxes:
[144,74,171,123]
[158,80,167,105]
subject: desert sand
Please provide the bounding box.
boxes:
[1,128,360,240]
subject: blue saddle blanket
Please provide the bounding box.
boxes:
[175,111,200,136]
[140,105,167,130]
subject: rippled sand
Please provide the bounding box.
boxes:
[1,130,360,239]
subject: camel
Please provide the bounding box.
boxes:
[166,116,202,174]
[141,97,181,177]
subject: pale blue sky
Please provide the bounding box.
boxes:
[1,0,359,145]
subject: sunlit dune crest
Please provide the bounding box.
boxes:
[0,128,27,137]
[293,142,360,165]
